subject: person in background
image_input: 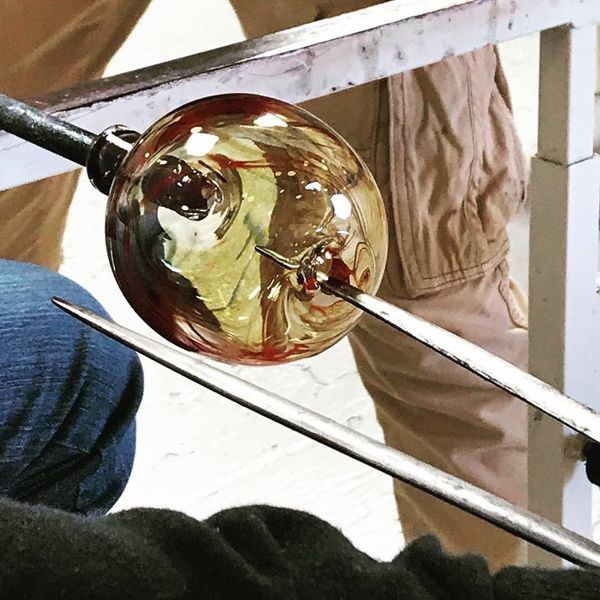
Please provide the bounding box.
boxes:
[230,1,529,570]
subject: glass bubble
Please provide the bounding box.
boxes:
[106,94,388,365]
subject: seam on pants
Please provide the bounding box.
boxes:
[460,53,487,264]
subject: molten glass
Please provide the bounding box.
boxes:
[106,94,387,365]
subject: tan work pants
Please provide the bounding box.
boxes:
[4,0,529,570]
[0,0,151,269]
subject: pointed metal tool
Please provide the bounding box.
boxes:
[255,245,600,445]
[52,296,600,567]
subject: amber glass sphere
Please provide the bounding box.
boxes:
[106,94,387,365]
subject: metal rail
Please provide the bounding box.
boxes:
[1,0,599,189]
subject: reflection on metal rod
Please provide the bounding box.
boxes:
[52,296,600,568]
[255,245,600,445]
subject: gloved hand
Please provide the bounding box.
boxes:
[583,442,600,486]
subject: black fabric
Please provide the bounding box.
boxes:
[0,498,598,599]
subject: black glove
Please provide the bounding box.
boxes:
[583,442,600,486]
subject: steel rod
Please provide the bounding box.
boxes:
[0,93,94,166]
[255,245,600,445]
[52,296,600,568]
[321,276,600,444]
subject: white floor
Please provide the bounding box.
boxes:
[59,1,540,561]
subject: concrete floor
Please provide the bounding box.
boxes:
[60,1,543,560]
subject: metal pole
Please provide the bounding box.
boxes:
[255,245,600,446]
[0,93,95,166]
[321,276,600,445]
[52,297,600,569]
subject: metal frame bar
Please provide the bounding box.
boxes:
[0,0,599,190]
